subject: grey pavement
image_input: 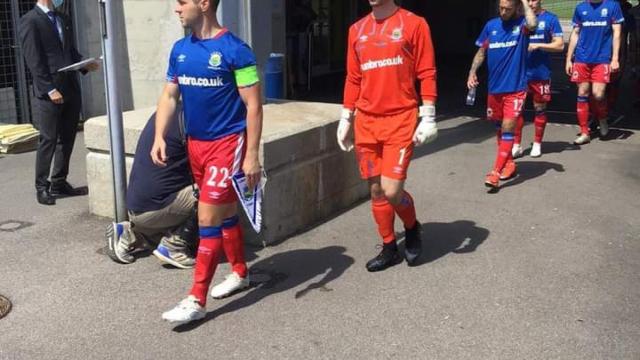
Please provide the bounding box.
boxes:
[1,115,639,360]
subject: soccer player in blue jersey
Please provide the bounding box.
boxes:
[151,0,263,325]
[512,0,564,158]
[467,0,538,190]
[566,0,624,144]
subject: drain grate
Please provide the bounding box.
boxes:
[0,220,34,233]
[0,295,12,319]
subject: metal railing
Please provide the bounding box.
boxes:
[0,0,73,124]
[0,0,30,123]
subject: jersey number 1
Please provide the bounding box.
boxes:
[398,148,406,166]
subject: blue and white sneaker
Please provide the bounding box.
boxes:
[153,243,195,269]
[105,221,135,264]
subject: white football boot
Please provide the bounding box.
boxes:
[210,272,250,299]
[162,295,205,325]
[530,142,542,158]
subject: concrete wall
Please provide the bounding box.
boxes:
[73,0,134,118]
[73,0,106,119]
[84,101,368,245]
[121,0,184,109]
[73,0,285,118]
[219,0,286,79]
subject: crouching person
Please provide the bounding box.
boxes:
[106,107,198,269]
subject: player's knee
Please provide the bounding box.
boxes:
[501,119,517,132]
[383,187,403,205]
[577,87,590,97]
[370,184,385,200]
[593,92,606,102]
[198,211,223,227]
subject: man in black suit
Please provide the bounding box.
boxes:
[19,0,99,205]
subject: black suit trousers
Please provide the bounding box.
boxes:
[33,88,81,191]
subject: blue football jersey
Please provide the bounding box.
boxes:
[527,10,564,81]
[476,16,530,94]
[572,0,624,64]
[167,30,259,141]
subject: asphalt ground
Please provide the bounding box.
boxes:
[1,102,639,359]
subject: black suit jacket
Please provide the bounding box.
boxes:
[18,6,83,99]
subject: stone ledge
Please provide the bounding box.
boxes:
[84,101,368,245]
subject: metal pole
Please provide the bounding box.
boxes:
[98,0,127,222]
[307,27,312,92]
[241,0,253,46]
[10,0,31,124]
[71,0,85,122]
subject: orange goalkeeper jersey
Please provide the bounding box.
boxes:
[343,8,437,116]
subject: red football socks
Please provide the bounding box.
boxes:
[493,132,514,173]
[371,197,396,244]
[577,96,590,135]
[590,97,608,121]
[189,226,223,306]
[533,111,547,143]
[392,191,417,229]
[222,216,247,278]
[514,114,524,146]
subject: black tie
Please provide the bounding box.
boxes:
[47,11,62,42]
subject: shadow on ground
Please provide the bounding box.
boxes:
[395,220,490,267]
[173,245,354,332]
[501,161,565,189]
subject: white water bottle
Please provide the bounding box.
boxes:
[466,87,477,106]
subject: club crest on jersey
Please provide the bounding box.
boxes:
[491,30,497,36]
[208,52,223,69]
[601,8,608,17]
[391,28,402,41]
[359,35,368,42]
[538,21,546,30]
[512,26,520,35]
[582,11,587,15]
[177,54,187,63]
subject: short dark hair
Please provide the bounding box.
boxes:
[193,0,220,12]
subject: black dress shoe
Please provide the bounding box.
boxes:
[50,181,87,197]
[366,243,401,272]
[404,221,422,266]
[36,189,56,205]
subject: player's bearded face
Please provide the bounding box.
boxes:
[499,0,518,21]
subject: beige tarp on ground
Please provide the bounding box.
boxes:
[0,124,39,154]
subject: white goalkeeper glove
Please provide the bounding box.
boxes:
[413,105,438,146]
[336,108,354,152]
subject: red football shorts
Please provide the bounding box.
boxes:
[187,132,246,205]
[528,80,552,103]
[571,63,610,84]
[354,108,417,180]
[487,91,527,121]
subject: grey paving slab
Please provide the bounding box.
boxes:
[0,116,639,360]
